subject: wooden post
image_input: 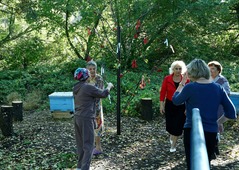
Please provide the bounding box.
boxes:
[12,101,23,121]
[141,98,153,121]
[0,105,13,136]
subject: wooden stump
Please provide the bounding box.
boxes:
[141,98,153,121]
[12,101,23,121]
[0,105,13,136]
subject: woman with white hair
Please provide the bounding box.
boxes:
[172,59,237,169]
[159,60,189,152]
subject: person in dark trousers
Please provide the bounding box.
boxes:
[159,60,190,152]
[73,68,113,170]
[172,59,237,169]
[208,61,230,157]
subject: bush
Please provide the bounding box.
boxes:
[0,71,27,104]
[102,70,164,118]
[6,92,22,105]
[23,91,43,111]
[1,60,239,119]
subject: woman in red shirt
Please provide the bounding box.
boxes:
[160,60,189,152]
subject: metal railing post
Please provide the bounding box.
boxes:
[191,108,210,170]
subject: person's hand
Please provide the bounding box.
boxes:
[106,82,114,92]
[180,71,188,85]
[218,123,224,133]
[107,82,114,89]
[160,106,165,115]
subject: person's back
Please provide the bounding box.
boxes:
[172,58,237,170]
[179,82,234,133]
[73,81,108,119]
[73,67,113,170]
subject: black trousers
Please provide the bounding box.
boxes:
[184,128,217,170]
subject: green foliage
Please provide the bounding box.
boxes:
[4,37,47,70]
[218,60,239,92]
[6,92,22,105]
[0,62,76,107]
[1,0,239,71]
[102,70,164,117]
[0,70,27,104]
[50,152,76,169]
[0,60,239,117]
[23,90,43,111]
[1,0,239,114]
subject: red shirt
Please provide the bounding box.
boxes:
[160,74,189,101]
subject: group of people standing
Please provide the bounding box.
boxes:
[160,59,237,169]
[72,58,237,170]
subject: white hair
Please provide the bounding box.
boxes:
[169,60,187,74]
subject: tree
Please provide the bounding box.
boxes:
[0,0,43,47]
[1,0,238,71]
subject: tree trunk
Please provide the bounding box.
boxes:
[0,105,13,137]
[12,101,23,121]
[141,98,153,121]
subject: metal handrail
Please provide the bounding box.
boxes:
[191,108,210,170]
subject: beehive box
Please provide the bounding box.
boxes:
[229,92,239,114]
[49,92,75,118]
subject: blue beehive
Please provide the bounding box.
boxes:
[49,92,75,113]
[229,92,239,114]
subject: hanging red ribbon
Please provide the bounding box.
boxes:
[134,33,139,39]
[86,56,91,62]
[87,28,91,35]
[143,37,148,45]
[119,73,124,78]
[139,75,146,89]
[135,20,141,30]
[131,59,138,68]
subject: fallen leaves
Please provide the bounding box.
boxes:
[0,111,238,169]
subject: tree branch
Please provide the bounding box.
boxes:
[65,0,83,59]
[85,6,106,60]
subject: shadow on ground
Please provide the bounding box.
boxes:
[0,111,238,169]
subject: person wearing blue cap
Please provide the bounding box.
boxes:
[73,68,113,170]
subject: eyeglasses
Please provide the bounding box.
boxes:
[174,67,182,70]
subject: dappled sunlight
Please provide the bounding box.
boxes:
[0,111,238,169]
[231,144,239,158]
